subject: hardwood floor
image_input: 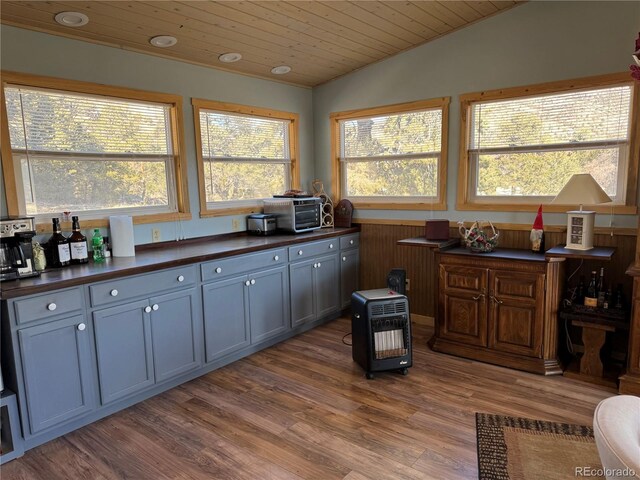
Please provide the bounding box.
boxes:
[2,318,615,480]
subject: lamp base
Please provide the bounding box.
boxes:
[565,211,595,250]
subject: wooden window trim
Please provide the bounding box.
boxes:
[192,98,300,218]
[457,72,639,214]
[0,70,191,231]
[330,97,450,211]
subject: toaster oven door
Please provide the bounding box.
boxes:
[294,203,321,230]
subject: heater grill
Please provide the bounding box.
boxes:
[351,289,412,379]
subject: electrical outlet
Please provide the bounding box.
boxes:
[151,228,161,243]
[231,219,240,231]
[405,279,411,291]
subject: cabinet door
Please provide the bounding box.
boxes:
[93,300,154,405]
[290,259,316,327]
[248,265,290,344]
[315,253,340,319]
[18,315,94,434]
[488,269,545,357]
[149,289,201,383]
[438,264,488,347]
[202,276,250,362]
[340,248,360,309]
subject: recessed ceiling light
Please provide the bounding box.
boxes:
[219,52,242,63]
[150,35,178,48]
[271,65,292,75]
[54,11,89,27]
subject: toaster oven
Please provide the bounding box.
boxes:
[263,197,322,233]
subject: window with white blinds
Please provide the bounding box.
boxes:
[335,99,448,206]
[466,83,633,203]
[4,84,178,219]
[194,102,296,211]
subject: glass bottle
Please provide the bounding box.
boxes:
[576,276,586,305]
[92,229,105,263]
[596,267,605,308]
[47,218,71,268]
[69,216,89,264]
[584,271,598,307]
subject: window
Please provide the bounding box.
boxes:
[192,99,299,216]
[331,98,449,210]
[458,73,639,213]
[1,71,190,225]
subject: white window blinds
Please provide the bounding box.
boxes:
[199,110,290,162]
[470,85,632,151]
[5,86,173,155]
[340,109,442,159]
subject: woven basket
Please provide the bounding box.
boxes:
[458,220,499,253]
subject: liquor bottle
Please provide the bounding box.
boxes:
[69,216,89,264]
[92,229,105,263]
[47,218,71,268]
[603,289,611,309]
[584,271,598,307]
[596,267,606,308]
[576,276,586,305]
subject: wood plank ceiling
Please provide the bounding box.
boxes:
[0,1,522,87]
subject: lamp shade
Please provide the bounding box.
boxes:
[551,173,612,206]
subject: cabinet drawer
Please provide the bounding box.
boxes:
[90,265,197,307]
[340,234,360,250]
[14,288,84,325]
[288,239,338,261]
[201,248,286,282]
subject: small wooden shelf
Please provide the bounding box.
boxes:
[545,245,616,261]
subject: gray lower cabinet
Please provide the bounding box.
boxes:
[93,288,201,405]
[93,299,155,405]
[290,252,339,326]
[18,314,95,434]
[340,248,360,309]
[202,265,290,362]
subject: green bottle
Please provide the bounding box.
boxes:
[92,229,105,263]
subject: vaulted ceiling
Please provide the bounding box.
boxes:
[1,1,523,87]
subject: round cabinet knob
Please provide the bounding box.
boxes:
[350,240,354,245]
[77,323,86,331]
[313,263,317,269]
[342,256,347,262]
[329,243,334,249]
[110,289,119,297]
[250,279,256,285]
[47,303,57,311]
[317,262,322,268]
[177,275,185,282]
[152,304,159,311]
[245,280,250,286]
[298,250,303,256]
[215,267,222,274]
[144,306,152,313]
[274,255,279,261]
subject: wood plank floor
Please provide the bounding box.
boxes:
[2,318,615,480]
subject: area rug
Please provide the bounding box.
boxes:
[475,413,604,480]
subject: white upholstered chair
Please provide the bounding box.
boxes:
[593,395,640,480]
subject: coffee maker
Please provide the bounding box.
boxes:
[0,216,40,281]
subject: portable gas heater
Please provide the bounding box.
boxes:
[351,289,412,379]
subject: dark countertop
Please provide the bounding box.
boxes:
[438,246,550,262]
[0,227,359,300]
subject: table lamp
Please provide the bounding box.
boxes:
[551,173,612,250]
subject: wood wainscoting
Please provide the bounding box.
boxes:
[356,221,637,319]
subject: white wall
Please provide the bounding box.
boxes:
[0,25,314,243]
[312,1,640,229]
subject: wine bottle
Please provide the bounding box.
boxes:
[596,267,605,308]
[47,218,71,268]
[92,229,105,263]
[584,270,598,307]
[69,216,89,264]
